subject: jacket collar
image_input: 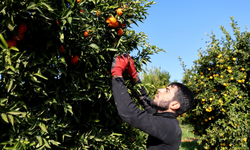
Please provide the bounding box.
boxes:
[155,112,178,119]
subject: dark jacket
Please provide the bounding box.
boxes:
[112,77,182,150]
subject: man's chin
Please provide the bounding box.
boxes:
[151,100,169,111]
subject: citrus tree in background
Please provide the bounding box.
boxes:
[181,17,250,149]
[139,66,171,99]
[0,0,164,149]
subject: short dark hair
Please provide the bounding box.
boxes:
[168,82,194,115]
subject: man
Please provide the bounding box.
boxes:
[111,53,194,150]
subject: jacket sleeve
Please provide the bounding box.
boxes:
[132,78,157,115]
[112,77,174,142]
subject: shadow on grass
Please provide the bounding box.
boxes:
[180,141,204,150]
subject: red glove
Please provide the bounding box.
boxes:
[126,55,138,79]
[111,53,129,76]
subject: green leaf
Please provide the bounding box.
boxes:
[111,133,122,136]
[4,15,14,31]
[30,75,41,83]
[0,5,6,15]
[59,32,64,43]
[89,43,99,50]
[43,138,51,149]
[7,79,13,92]
[1,113,8,123]
[39,123,48,133]
[13,141,20,149]
[49,140,61,146]
[0,34,7,49]
[47,68,58,75]
[27,2,36,10]
[7,114,14,126]
[9,46,19,51]
[41,2,53,11]
[3,147,15,149]
[7,111,26,115]
[9,65,15,72]
[106,48,118,51]
[34,73,48,80]
[108,5,118,9]
[67,17,72,25]
[0,98,8,104]
[36,136,43,146]
[61,9,72,19]
[94,119,100,122]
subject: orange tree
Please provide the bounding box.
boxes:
[181,17,250,150]
[139,66,171,99]
[0,0,164,149]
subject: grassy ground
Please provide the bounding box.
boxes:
[179,124,204,150]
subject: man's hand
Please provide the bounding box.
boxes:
[126,55,138,79]
[111,53,129,77]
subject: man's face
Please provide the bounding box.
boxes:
[151,85,178,111]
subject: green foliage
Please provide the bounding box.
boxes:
[141,66,171,87]
[140,66,170,99]
[181,17,250,149]
[179,142,203,150]
[0,0,164,149]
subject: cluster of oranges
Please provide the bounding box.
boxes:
[67,2,128,66]
[79,5,128,65]
[82,5,126,39]
[83,9,125,39]
[6,22,27,48]
[106,7,125,37]
[58,45,79,65]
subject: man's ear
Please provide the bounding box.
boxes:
[169,101,180,110]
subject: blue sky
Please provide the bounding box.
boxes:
[131,0,250,82]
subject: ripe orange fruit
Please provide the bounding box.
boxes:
[106,16,119,28]
[59,45,65,53]
[13,33,24,41]
[120,23,126,28]
[116,8,123,16]
[80,9,84,13]
[56,20,59,25]
[96,9,101,16]
[71,55,79,65]
[84,30,91,37]
[6,39,17,48]
[117,28,123,36]
[18,22,27,33]
[77,0,81,3]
